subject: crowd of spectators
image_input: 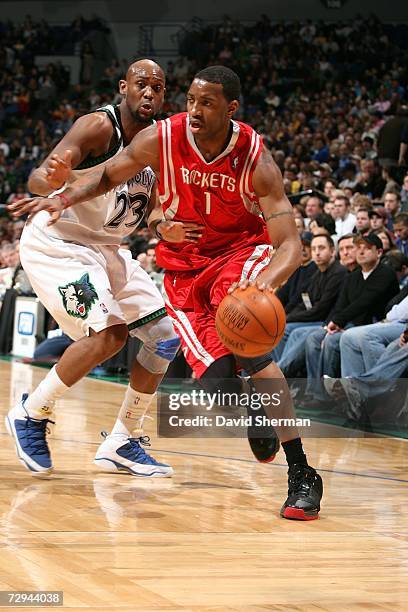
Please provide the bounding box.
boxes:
[0,14,115,203]
[1,13,408,427]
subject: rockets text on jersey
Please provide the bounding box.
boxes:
[156,112,268,270]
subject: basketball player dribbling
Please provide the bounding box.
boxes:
[5,59,184,478]
[9,66,323,520]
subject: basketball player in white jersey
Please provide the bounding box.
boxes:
[5,59,182,477]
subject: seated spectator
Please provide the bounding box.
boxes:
[373,228,396,254]
[276,233,357,375]
[362,136,377,161]
[317,164,333,190]
[309,212,336,237]
[351,194,373,214]
[309,211,338,247]
[333,195,356,238]
[275,234,347,373]
[339,162,358,191]
[323,199,335,217]
[303,233,399,404]
[354,159,386,200]
[393,213,408,257]
[323,179,337,202]
[304,195,323,228]
[276,231,317,315]
[369,207,387,232]
[326,330,408,427]
[354,207,371,235]
[337,233,358,272]
[382,250,408,288]
[383,190,401,230]
[337,293,408,378]
[294,215,305,235]
[292,204,306,222]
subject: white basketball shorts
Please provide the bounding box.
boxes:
[20,223,165,341]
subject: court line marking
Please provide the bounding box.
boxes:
[149,447,408,484]
[1,431,406,484]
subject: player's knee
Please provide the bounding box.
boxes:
[135,316,181,374]
[94,324,128,357]
[235,352,274,376]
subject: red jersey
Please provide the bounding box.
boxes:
[156,113,269,271]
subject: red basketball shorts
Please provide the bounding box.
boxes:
[163,243,273,378]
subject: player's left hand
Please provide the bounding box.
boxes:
[7,195,65,225]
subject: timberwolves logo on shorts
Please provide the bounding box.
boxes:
[58,273,98,319]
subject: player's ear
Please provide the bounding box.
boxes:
[119,79,127,96]
[227,100,239,117]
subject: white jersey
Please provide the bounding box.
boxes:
[32,104,155,245]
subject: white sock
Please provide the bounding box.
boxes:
[111,386,156,438]
[24,365,69,419]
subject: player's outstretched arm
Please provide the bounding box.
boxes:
[27,113,114,196]
[62,124,160,205]
[250,147,301,290]
[64,125,160,207]
[8,124,160,223]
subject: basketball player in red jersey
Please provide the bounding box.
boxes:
[10,66,323,520]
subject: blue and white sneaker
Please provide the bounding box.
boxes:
[94,432,174,478]
[5,394,54,475]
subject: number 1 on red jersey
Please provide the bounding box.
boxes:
[205,191,211,215]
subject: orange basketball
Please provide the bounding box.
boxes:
[215,286,286,357]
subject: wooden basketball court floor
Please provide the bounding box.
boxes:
[0,360,407,611]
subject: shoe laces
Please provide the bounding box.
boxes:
[132,435,151,447]
[22,416,54,456]
[288,465,316,496]
[126,435,166,465]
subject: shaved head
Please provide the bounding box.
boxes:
[126,59,165,82]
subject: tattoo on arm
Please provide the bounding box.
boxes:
[263,210,294,222]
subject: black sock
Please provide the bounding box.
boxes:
[282,438,308,468]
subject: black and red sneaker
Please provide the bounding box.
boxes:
[246,405,280,463]
[280,464,323,521]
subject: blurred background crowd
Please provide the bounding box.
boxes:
[1,12,407,424]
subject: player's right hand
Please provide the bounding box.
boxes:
[46,149,73,190]
[157,220,204,243]
[7,196,65,225]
